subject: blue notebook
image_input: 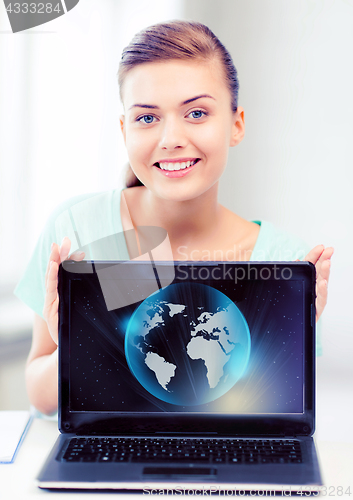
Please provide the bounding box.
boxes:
[0,411,33,463]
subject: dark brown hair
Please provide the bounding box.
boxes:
[118,20,239,188]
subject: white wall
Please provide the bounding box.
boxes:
[0,0,183,407]
[1,0,352,372]
[0,0,183,289]
[184,0,353,372]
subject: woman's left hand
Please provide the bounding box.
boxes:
[301,245,334,322]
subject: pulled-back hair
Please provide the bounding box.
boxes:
[118,20,239,188]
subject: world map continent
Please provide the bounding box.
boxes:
[141,301,237,392]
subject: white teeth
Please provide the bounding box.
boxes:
[159,160,197,171]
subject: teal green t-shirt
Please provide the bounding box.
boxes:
[14,188,321,355]
[15,189,129,317]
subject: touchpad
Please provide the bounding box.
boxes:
[143,467,217,478]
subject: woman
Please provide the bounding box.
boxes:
[15,21,333,415]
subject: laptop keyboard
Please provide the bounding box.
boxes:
[60,437,302,464]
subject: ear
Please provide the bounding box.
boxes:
[120,115,126,144]
[229,107,245,147]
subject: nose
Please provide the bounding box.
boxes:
[158,116,187,151]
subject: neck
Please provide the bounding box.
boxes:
[126,184,223,255]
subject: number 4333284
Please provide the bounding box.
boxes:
[5,3,62,14]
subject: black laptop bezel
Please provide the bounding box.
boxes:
[58,261,316,438]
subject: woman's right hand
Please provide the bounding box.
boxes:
[43,237,85,345]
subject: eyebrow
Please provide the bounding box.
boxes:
[128,103,159,110]
[182,94,215,105]
[128,94,215,111]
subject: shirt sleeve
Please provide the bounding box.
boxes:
[14,210,59,318]
[13,192,104,318]
[250,220,310,261]
[14,189,129,318]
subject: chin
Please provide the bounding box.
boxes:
[155,184,216,203]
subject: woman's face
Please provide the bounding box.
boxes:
[120,59,244,202]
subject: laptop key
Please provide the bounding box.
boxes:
[60,437,302,465]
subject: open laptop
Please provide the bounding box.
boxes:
[36,260,322,493]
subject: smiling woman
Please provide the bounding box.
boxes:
[119,59,244,203]
[14,20,333,415]
[118,21,239,189]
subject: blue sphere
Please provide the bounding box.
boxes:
[125,283,250,406]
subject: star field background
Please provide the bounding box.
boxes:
[68,274,304,414]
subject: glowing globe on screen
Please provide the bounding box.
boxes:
[124,283,250,406]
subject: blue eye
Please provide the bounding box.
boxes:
[137,115,155,124]
[188,110,206,119]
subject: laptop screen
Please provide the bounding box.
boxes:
[59,261,315,432]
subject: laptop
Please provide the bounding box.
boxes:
[36,260,323,493]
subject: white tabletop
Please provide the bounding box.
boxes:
[1,360,352,498]
[0,417,352,499]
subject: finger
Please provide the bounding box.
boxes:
[59,237,72,263]
[43,260,60,345]
[44,243,60,289]
[316,246,334,267]
[44,245,53,290]
[317,259,331,285]
[43,261,59,317]
[323,246,334,258]
[69,251,85,262]
[304,245,325,265]
[315,248,334,284]
[316,279,328,322]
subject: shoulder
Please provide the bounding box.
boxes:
[43,189,123,250]
[14,188,126,316]
[250,220,310,261]
[45,189,122,225]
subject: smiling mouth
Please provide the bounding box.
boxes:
[153,159,201,171]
